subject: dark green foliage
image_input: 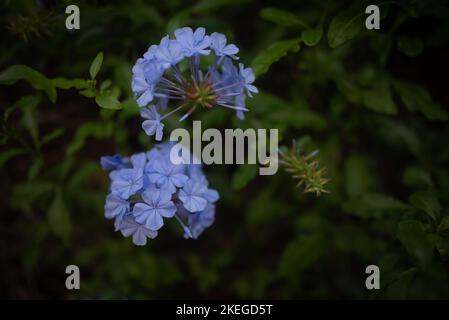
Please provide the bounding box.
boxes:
[1,0,449,299]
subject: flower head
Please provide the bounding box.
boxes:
[101,142,219,245]
[131,27,257,138]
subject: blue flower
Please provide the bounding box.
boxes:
[116,215,158,246]
[178,180,207,212]
[186,203,215,239]
[178,179,218,212]
[141,106,164,141]
[131,59,155,107]
[104,193,129,220]
[133,187,177,230]
[130,152,147,169]
[143,44,158,62]
[175,27,211,57]
[210,32,239,58]
[147,156,188,193]
[100,154,129,171]
[155,36,184,68]
[110,168,143,199]
[239,63,258,97]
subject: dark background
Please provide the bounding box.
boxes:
[1,0,449,299]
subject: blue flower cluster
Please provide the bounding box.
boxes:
[131,27,258,141]
[101,143,219,246]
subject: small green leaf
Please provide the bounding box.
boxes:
[402,166,433,189]
[80,88,97,98]
[100,79,112,92]
[260,8,307,27]
[28,155,43,180]
[66,121,114,156]
[232,164,258,190]
[21,102,39,146]
[89,52,104,79]
[393,81,448,121]
[397,220,434,266]
[11,181,54,214]
[302,27,323,46]
[362,83,397,114]
[0,65,56,102]
[344,193,410,219]
[327,8,365,48]
[409,191,441,221]
[4,95,40,122]
[438,216,449,232]
[251,38,301,76]
[41,128,65,146]
[0,148,27,168]
[95,94,122,110]
[397,36,423,57]
[48,188,71,243]
[344,154,375,198]
[278,233,325,277]
[52,78,89,90]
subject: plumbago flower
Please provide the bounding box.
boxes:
[101,142,219,246]
[131,27,258,141]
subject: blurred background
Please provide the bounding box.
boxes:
[1,0,449,299]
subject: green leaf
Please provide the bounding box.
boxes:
[79,88,97,98]
[232,164,258,190]
[4,95,40,122]
[278,233,325,277]
[89,52,104,79]
[302,27,323,46]
[251,38,301,76]
[247,188,292,226]
[11,180,54,214]
[260,8,307,27]
[397,220,434,266]
[95,94,122,110]
[344,193,410,219]
[0,148,27,168]
[397,36,423,57]
[437,216,449,232]
[191,0,250,13]
[344,154,375,198]
[52,77,89,90]
[100,79,112,92]
[393,81,448,121]
[66,121,114,156]
[402,166,433,189]
[409,191,441,221]
[28,155,43,180]
[41,128,65,146]
[0,65,56,102]
[21,102,39,146]
[327,7,365,48]
[48,188,71,243]
[362,83,397,114]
